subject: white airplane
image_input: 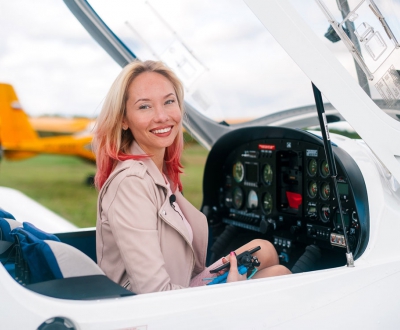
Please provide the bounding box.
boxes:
[1,0,400,329]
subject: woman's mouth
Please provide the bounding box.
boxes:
[151,126,172,135]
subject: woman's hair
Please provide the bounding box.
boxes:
[93,60,185,191]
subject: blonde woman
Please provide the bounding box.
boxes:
[94,60,290,294]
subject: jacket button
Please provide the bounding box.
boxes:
[162,210,167,215]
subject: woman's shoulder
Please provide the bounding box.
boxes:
[99,159,158,208]
[100,160,151,195]
[111,159,148,181]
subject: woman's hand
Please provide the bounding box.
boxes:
[226,251,247,283]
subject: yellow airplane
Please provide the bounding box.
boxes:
[0,83,95,162]
[29,116,94,136]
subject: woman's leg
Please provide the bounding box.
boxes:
[233,239,279,270]
[233,239,291,277]
[252,265,292,278]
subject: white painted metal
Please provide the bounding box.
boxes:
[0,187,76,232]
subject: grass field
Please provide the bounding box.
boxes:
[0,144,208,228]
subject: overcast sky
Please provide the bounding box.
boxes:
[1,0,399,121]
[0,0,121,118]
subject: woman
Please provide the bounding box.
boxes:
[94,60,290,294]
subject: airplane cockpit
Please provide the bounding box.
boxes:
[63,0,398,273]
[2,0,400,328]
[201,126,369,271]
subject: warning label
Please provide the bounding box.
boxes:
[375,65,400,107]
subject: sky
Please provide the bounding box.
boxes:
[0,0,316,120]
[1,0,399,121]
[0,0,121,118]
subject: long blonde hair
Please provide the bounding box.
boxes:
[93,60,185,190]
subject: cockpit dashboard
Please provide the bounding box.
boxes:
[202,127,369,270]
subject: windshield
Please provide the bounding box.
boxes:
[289,0,400,122]
[87,0,316,123]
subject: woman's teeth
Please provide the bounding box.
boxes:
[152,127,171,134]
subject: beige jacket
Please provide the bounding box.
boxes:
[96,142,208,294]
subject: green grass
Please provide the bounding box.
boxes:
[0,144,208,228]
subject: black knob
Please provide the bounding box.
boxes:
[260,219,274,234]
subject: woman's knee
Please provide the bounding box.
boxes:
[249,239,279,267]
[253,265,292,279]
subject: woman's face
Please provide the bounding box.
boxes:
[123,71,182,156]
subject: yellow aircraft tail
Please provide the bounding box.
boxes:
[0,83,40,160]
[0,83,95,162]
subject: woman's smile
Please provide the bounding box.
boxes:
[150,125,173,135]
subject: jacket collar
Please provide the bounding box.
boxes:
[129,141,168,190]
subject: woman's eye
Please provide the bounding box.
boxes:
[139,104,150,110]
[165,99,175,105]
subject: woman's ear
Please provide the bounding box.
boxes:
[121,118,128,131]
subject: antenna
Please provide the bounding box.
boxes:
[311,82,354,267]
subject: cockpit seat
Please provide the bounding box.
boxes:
[1,209,134,299]
[0,212,21,255]
[11,225,105,284]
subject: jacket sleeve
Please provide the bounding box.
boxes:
[107,174,186,294]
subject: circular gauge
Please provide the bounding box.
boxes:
[308,181,318,198]
[262,192,273,215]
[308,159,317,176]
[232,187,244,209]
[321,160,330,178]
[232,162,244,183]
[263,163,273,185]
[247,190,258,209]
[320,204,330,223]
[320,182,330,200]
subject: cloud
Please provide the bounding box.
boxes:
[0,0,120,117]
[1,0,398,122]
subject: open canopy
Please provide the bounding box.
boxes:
[64,0,400,181]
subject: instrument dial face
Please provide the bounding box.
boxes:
[321,160,330,178]
[308,181,318,198]
[320,204,330,223]
[233,162,244,183]
[232,187,244,209]
[320,182,331,200]
[262,192,273,215]
[308,159,317,176]
[247,190,258,209]
[263,163,273,185]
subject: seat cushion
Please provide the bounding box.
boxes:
[0,217,22,254]
[12,228,103,283]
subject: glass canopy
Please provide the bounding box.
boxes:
[86,0,315,123]
[290,0,400,122]
[87,0,400,124]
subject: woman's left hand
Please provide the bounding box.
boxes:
[226,251,247,283]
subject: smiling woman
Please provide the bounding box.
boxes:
[93,60,290,294]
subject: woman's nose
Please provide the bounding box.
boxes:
[153,104,169,122]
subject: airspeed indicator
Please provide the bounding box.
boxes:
[233,162,244,183]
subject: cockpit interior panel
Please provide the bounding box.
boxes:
[202,127,369,271]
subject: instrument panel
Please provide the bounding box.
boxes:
[202,127,369,261]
